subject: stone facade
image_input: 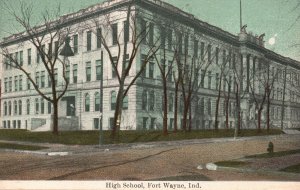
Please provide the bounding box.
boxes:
[1,0,300,131]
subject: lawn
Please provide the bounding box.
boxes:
[0,142,48,151]
[280,164,300,173]
[215,161,249,168]
[0,129,283,145]
[245,149,300,159]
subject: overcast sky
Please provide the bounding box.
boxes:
[0,0,299,61]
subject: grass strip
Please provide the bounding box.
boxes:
[245,149,300,159]
[280,164,300,173]
[0,129,283,145]
[0,142,48,151]
[215,161,249,168]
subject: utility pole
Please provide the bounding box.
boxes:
[99,50,104,145]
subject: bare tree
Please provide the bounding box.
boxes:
[90,2,160,139]
[249,58,277,132]
[1,2,72,135]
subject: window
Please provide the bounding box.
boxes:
[200,70,205,88]
[41,71,45,88]
[95,92,100,112]
[35,98,39,114]
[85,94,90,112]
[4,78,7,92]
[149,62,155,79]
[223,50,226,64]
[208,71,212,89]
[184,35,189,55]
[111,91,116,110]
[35,72,40,88]
[160,27,166,48]
[169,94,174,112]
[13,120,16,129]
[87,31,92,51]
[143,117,148,129]
[208,99,211,116]
[48,75,52,87]
[94,118,100,130]
[149,22,154,45]
[151,118,156,130]
[8,121,10,129]
[3,121,6,129]
[14,76,18,91]
[178,32,182,54]
[36,48,40,63]
[149,90,155,111]
[215,73,219,90]
[18,100,22,115]
[86,62,91,82]
[112,23,118,45]
[142,90,148,110]
[54,69,58,86]
[4,102,7,116]
[207,44,211,61]
[215,47,219,64]
[73,34,78,54]
[8,101,11,115]
[96,60,102,80]
[27,74,31,90]
[66,65,70,83]
[96,28,102,48]
[194,39,198,57]
[20,51,23,66]
[15,52,19,65]
[9,77,12,92]
[112,57,117,78]
[167,29,172,50]
[140,19,147,44]
[40,98,44,114]
[26,99,30,115]
[17,120,21,129]
[123,95,128,110]
[141,55,147,78]
[14,100,17,115]
[200,42,204,60]
[17,76,22,91]
[167,61,173,82]
[73,64,78,83]
[48,101,52,114]
[179,95,184,113]
[124,21,129,43]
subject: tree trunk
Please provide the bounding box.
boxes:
[52,101,59,135]
[225,96,230,129]
[188,104,192,132]
[162,80,168,136]
[182,105,189,131]
[111,84,124,140]
[257,109,262,133]
[173,81,179,133]
[267,94,271,132]
[215,77,222,131]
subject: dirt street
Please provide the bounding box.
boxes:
[0,134,299,180]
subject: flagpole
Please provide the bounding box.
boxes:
[240,0,242,30]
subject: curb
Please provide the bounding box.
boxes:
[4,149,70,156]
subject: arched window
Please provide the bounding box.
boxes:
[18,100,22,115]
[142,90,148,110]
[94,92,100,111]
[14,100,18,115]
[85,94,90,112]
[8,101,11,115]
[149,91,155,111]
[111,91,116,110]
[26,99,30,115]
[4,102,7,116]
[123,95,128,110]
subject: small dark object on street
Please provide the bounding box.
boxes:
[267,141,274,154]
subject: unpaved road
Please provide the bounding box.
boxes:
[0,134,299,180]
